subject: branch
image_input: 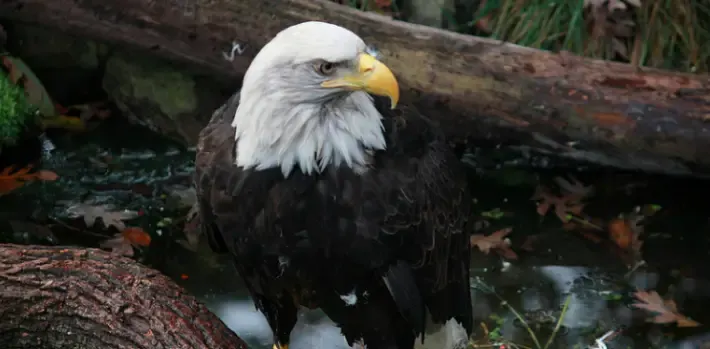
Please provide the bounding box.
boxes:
[0,243,248,349]
[1,0,710,175]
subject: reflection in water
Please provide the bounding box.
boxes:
[207,298,352,349]
[187,262,710,349]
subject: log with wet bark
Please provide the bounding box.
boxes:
[1,0,710,175]
[0,243,248,349]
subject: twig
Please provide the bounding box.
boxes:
[499,299,542,349]
[478,280,571,349]
[568,215,605,231]
[48,218,108,238]
[543,296,571,349]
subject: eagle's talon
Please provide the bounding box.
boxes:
[273,343,288,349]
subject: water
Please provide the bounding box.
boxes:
[2,118,710,349]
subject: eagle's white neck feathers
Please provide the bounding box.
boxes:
[233,91,385,176]
[231,22,387,177]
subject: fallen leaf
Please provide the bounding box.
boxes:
[64,203,139,231]
[121,227,151,247]
[100,227,150,257]
[99,234,135,257]
[608,218,633,249]
[41,102,112,132]
[531,185,586,223]
[0,166,59,195]
[470,227,517,260]
[632,290,701,327]
[41,115,87,131]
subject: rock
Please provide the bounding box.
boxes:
[4,23,109,104]
[102,50,236,145]
[6,22,238,146]
[402,0,455,28]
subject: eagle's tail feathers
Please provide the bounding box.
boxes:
[382,260,426,336]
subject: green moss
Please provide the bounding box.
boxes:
[103,53,198,119]
[0,71,36,145]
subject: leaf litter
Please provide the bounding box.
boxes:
[59,201,151,256]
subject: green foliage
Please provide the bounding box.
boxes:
[0,71,36,145]
[470,0,710,73]
[634,0,710,72]
[348,0,710,73]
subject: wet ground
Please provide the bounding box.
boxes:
[2,117,710,349]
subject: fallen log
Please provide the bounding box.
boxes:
[1,0,710,176]
[0,243,248,349]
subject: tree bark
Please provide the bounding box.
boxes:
[1,0,710,175]
[0,243,248,349]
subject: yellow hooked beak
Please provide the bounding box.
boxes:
[321,53,400,109]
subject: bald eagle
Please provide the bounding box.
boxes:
[195,21,473,349]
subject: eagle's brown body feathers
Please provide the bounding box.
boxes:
[195,94,473,348]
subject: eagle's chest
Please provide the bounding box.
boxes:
[248,169,392,278]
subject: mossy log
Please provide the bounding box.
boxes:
[1,0,710,175]
[0,243,248,349]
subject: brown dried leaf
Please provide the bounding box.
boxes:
[532,185,587,223]
[470,228,517,260]
[608,218,633,249]
[121,227,151,247]
[0,166,59,195]
[632,290,701,327]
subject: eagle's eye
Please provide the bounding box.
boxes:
[315,61,336,76]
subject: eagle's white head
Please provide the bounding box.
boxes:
[232,21,400,177]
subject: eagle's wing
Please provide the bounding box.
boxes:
[362,98,474,336]
[194,92,308,342]
[195,91,294,273]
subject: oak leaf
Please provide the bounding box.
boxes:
[632,290,701,327]
[470,228,517,260]
[532,176,591,222]
[0,166,58,195]
[64,203,138,231]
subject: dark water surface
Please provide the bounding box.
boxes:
[2,118,710,349]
